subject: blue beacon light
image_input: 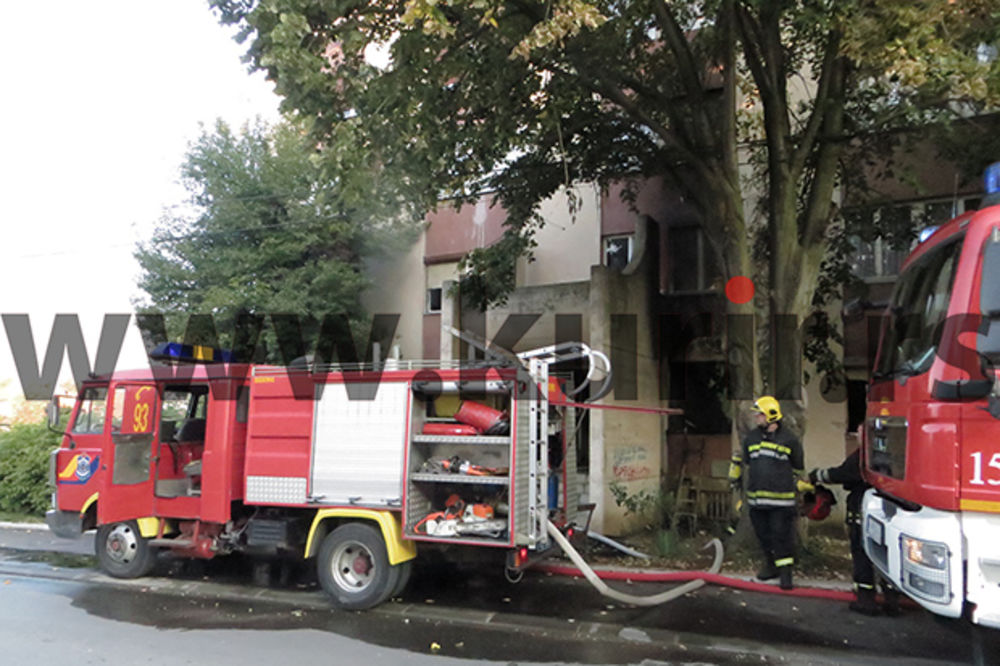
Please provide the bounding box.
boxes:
[986,162,1000,195]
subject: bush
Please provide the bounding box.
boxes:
[0,421,61,515]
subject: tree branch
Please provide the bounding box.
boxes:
[651,1,714,150]
[571,65,709,180]
[801,57,846,247]
[734,4,773,107]
[790,32,842,182]
[719,0,740,188]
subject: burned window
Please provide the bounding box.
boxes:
[669,226,719,292]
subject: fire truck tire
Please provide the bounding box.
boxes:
[390,560,413,599]
[317,523,396,610]
[95,521,156,579]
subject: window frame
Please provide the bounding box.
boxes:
[668,225,719,294]
[603,234,634,271]
[426,286,443,314]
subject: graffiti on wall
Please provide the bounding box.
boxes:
[612,445,651,481]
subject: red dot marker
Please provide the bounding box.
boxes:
[726,276,755,304]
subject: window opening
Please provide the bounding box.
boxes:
[669,226,720,292]
[426,287,443,314]
[603,234,634,271]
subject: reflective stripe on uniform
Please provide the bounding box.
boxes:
[746,497,797,507]
[748,441,792,456]
[856,582,874,590]
[775,557,794,567]
[748,490,796,500]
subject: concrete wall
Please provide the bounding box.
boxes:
[518,185,602,287]
[482,281,591,351]
[361,235,426,361]
[587,232,664,535]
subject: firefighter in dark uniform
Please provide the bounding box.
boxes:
[730,396,807,590]
[810,442,901,616]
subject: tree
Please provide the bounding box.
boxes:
[135,118,418,359]
[211,1,999,403]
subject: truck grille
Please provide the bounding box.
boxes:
[867,416,907,480]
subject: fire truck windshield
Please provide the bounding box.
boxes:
[874,236,963,381]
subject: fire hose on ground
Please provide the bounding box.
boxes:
[545,520,856,604]
[546,520,723,606]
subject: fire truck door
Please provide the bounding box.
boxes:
[99,383,158,524]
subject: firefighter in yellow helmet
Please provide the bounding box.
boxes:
[729,396,809,589]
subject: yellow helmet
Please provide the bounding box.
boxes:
[752,396,782,423]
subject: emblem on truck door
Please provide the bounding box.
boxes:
[58,453,99,484]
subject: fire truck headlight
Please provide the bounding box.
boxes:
[902,535,948,570]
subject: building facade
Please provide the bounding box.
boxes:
[362,142,989,534]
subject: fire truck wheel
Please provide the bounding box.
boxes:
[95,521,156,579]
[390,560,413,599]
[317,523,396,610]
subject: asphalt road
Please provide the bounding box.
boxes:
[1,523,997,665]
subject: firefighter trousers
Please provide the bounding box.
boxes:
[848,520,875,589]
[750,506,797,568]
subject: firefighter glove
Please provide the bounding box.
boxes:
[728,455,742,482]
[796,479,815,494]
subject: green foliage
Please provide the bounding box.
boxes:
[211,0,1000,390]
[135,118,421,357]
[0,422,62,516]
[609,481,675,527]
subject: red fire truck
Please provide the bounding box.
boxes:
[45,342,610,609]
[862,163,1000,628]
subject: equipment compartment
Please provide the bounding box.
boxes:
[404,384,515,545]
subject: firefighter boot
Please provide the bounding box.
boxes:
[756,562,779,581]
[778,566,794,590]
[849,587,880,616]
[756,551,778,581]
[882,587,901,617]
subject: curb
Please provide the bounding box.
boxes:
[0,521,47,530]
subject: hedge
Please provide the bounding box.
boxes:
[0,421,62,515]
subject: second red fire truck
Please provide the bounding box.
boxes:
[863,163,1000,629]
